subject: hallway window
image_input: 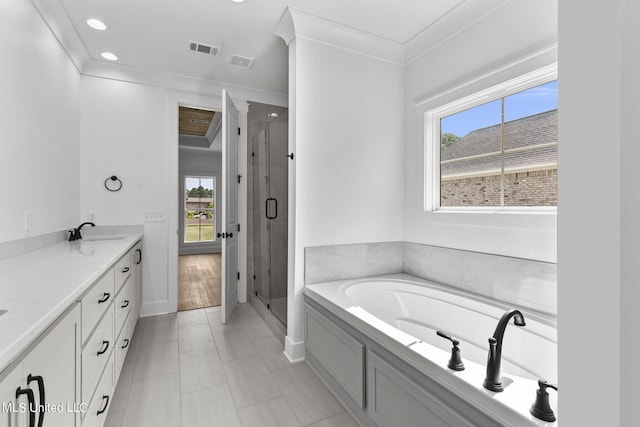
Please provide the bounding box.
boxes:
[185,176,215,242]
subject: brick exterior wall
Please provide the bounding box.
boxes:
[441,168,557,207]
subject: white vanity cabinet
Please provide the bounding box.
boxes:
[0,303,81,427]
[79,242,142,427]
[0,236,142,427]
[131,242,142,326]
[0,364,24,427]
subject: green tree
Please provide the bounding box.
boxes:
[441,132,460,150]
[188,186,212,198]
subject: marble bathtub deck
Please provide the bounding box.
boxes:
[105,303,359,427]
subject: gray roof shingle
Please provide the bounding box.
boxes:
[441,109,557,177]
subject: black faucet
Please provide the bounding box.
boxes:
[483,309,526,392]
[68,222,95,241]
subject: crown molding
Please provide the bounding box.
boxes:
[274,8,405,64]
[31,0,288,107]
[275,1,514,67]
[81,60,287,106]
[404,0,510,64]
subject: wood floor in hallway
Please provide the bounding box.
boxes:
[178,253,221,311]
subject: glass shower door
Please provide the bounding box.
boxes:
[267,112,288,325]
[252,111,288,325]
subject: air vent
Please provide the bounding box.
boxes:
[228,54,255,69]
[188,41,221,57]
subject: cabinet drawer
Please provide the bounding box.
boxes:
[114,253,132,294]
[114,317,131,381]
[114,277,133,338]
[305,305,365,408]
[0,363,26,427]
[367,351,473,427]
[82,307,114,404]
[82,353,114,427]
[81,269,115,344]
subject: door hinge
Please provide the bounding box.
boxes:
[238,127,241,136]
[237,272,240,280]
[238,174,242,183]
[251,152,255,157]
[237,224,241,232]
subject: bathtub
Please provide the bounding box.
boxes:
[304,273,558,426]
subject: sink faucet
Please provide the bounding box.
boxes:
[69,222,95,241]
[483,309,526,392]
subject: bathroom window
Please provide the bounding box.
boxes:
[425,66,557,211]
[184,176,215,243]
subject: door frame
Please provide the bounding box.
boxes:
[167,91,249,313]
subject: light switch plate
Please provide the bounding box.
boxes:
[143,211,166,222]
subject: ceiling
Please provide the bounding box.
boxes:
[179,107,216,136]
[50,0,495,97]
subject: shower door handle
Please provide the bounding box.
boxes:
[266,198,277,220]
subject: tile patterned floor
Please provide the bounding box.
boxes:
[104,303,359,427]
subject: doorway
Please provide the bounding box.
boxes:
[249,103,289,325]
[177,106,223,311]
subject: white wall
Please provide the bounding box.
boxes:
[558,1,639,425]
[0,0,80,242]
[178,149,222,254]
[80,76,171,315]
[620,1,640,424]
[287,37,405,359]
[403,0,558,263]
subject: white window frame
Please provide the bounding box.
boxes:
[424,64,558,213]
[184,175,216,244]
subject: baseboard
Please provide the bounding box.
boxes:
[140,300,173,317]
[284,336,305,363]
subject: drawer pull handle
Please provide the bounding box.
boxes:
[122,339,130,349]
[97,340,109,356]
[27,374,45,427]
[98,292,110,304]
[122,267,130,273]
[15,387,36,427]
[121,300,130,308]
[96,395,110,415]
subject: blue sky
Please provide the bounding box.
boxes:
[441,80,557,138]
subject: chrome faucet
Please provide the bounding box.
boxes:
[69,222,95,241]
[483,309,526,392]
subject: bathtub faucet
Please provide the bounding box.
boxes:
[483,309,526,392]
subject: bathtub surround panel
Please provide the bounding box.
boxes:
[305,242,404,285]
[403,242,557,314]
[304,296,516,427]
[304,241,557,315]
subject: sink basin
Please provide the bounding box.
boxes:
[0,310,7,317]
[82,235,127,241]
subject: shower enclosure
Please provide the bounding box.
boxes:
[252,110,288,325]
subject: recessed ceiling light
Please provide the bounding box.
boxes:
[86,18,107,31]
[101,52,118,61]
[268,112,279,118]
[230,0,246,3]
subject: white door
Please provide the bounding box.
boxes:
[221,90,239,323]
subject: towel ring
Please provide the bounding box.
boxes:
[104,175,123,192]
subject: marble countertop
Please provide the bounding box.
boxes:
[0,233,142,373]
